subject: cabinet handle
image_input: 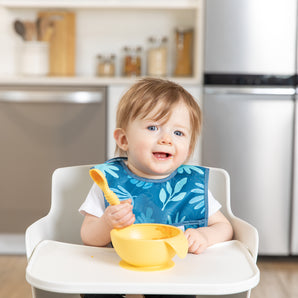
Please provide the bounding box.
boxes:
[0,91,104,103]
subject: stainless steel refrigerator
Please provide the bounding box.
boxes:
[202,0,298,255]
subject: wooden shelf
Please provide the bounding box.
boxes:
[0,75,201,86]
[0,0,201,9]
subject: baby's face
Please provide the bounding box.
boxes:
[124,101,191,179]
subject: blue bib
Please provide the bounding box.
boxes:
[92,157,209,229]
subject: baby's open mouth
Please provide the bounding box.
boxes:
[153,152,173,159]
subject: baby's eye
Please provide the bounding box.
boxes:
[174,130,184,136]
[147,125,158,131]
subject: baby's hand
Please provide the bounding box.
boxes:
[184,228,208,254]
[103,199,135,229]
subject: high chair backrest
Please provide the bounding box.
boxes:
[208,167,233,219]
[26,165,93,259]
[49,164,93,242]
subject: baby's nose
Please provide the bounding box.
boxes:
[158,133,172,145]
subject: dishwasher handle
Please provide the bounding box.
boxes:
[0,90,104,103]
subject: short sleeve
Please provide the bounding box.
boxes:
[208,189,221,217]
[79,183,105,218]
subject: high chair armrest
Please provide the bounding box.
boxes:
[230,215,259,262]
[25,214,54,260]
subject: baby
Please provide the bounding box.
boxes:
[79,77,233,257]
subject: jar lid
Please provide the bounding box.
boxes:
[148,36,156,43]
[175,27,194,33]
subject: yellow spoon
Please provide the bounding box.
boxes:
[89,168,120,205]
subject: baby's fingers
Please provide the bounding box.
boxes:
[184,228,208,254]
[105,199,134,228]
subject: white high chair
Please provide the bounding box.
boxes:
[25,165,259,298]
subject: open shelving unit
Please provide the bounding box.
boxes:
[0,0,204,87]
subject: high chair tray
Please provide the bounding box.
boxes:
[26,239,259,295]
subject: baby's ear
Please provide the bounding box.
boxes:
[114,128,128,151]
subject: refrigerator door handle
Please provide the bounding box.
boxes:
[204,87,295,96]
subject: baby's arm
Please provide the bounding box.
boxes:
[81,199,135,247]
[184,211,233,254]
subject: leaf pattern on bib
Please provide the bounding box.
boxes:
[95,164,120,179]
[189,182,206,214]
[127,175,153,189]
[110,185,135,204]
[167,212,186,225]
[178,165,204,175]
[159,178,187,211]
[136,207,155,223]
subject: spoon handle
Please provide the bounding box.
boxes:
[89,168,120,205]
[105,189,120,206]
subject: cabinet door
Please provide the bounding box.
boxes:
[202,88,294,255]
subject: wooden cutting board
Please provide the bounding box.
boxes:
[38,11,76,76]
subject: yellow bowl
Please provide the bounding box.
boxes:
[110,223,188,271]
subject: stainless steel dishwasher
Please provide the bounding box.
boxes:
[0,85,106,241]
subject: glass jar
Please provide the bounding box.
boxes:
[97,54,115,77]
[174,28,193,76]
[123,46,142,77]
[147,36,168,77]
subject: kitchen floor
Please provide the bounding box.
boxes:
[1,255,298,298]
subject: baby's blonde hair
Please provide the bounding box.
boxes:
[115,77,202,157]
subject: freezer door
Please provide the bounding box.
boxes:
[204,0,297,75]
[202,87,294,255]
[291,95,298,254]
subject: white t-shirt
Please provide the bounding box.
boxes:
[79,182,221,220]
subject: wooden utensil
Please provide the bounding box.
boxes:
[38,11,76,76]
[14,20,26,40]
[36,17,42,41]
[23,21,36,41]
[38,16,54,42]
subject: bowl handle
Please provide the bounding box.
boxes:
[164,234,188,259]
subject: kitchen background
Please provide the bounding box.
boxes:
[0,0,204,254]
[0,0,297,260]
